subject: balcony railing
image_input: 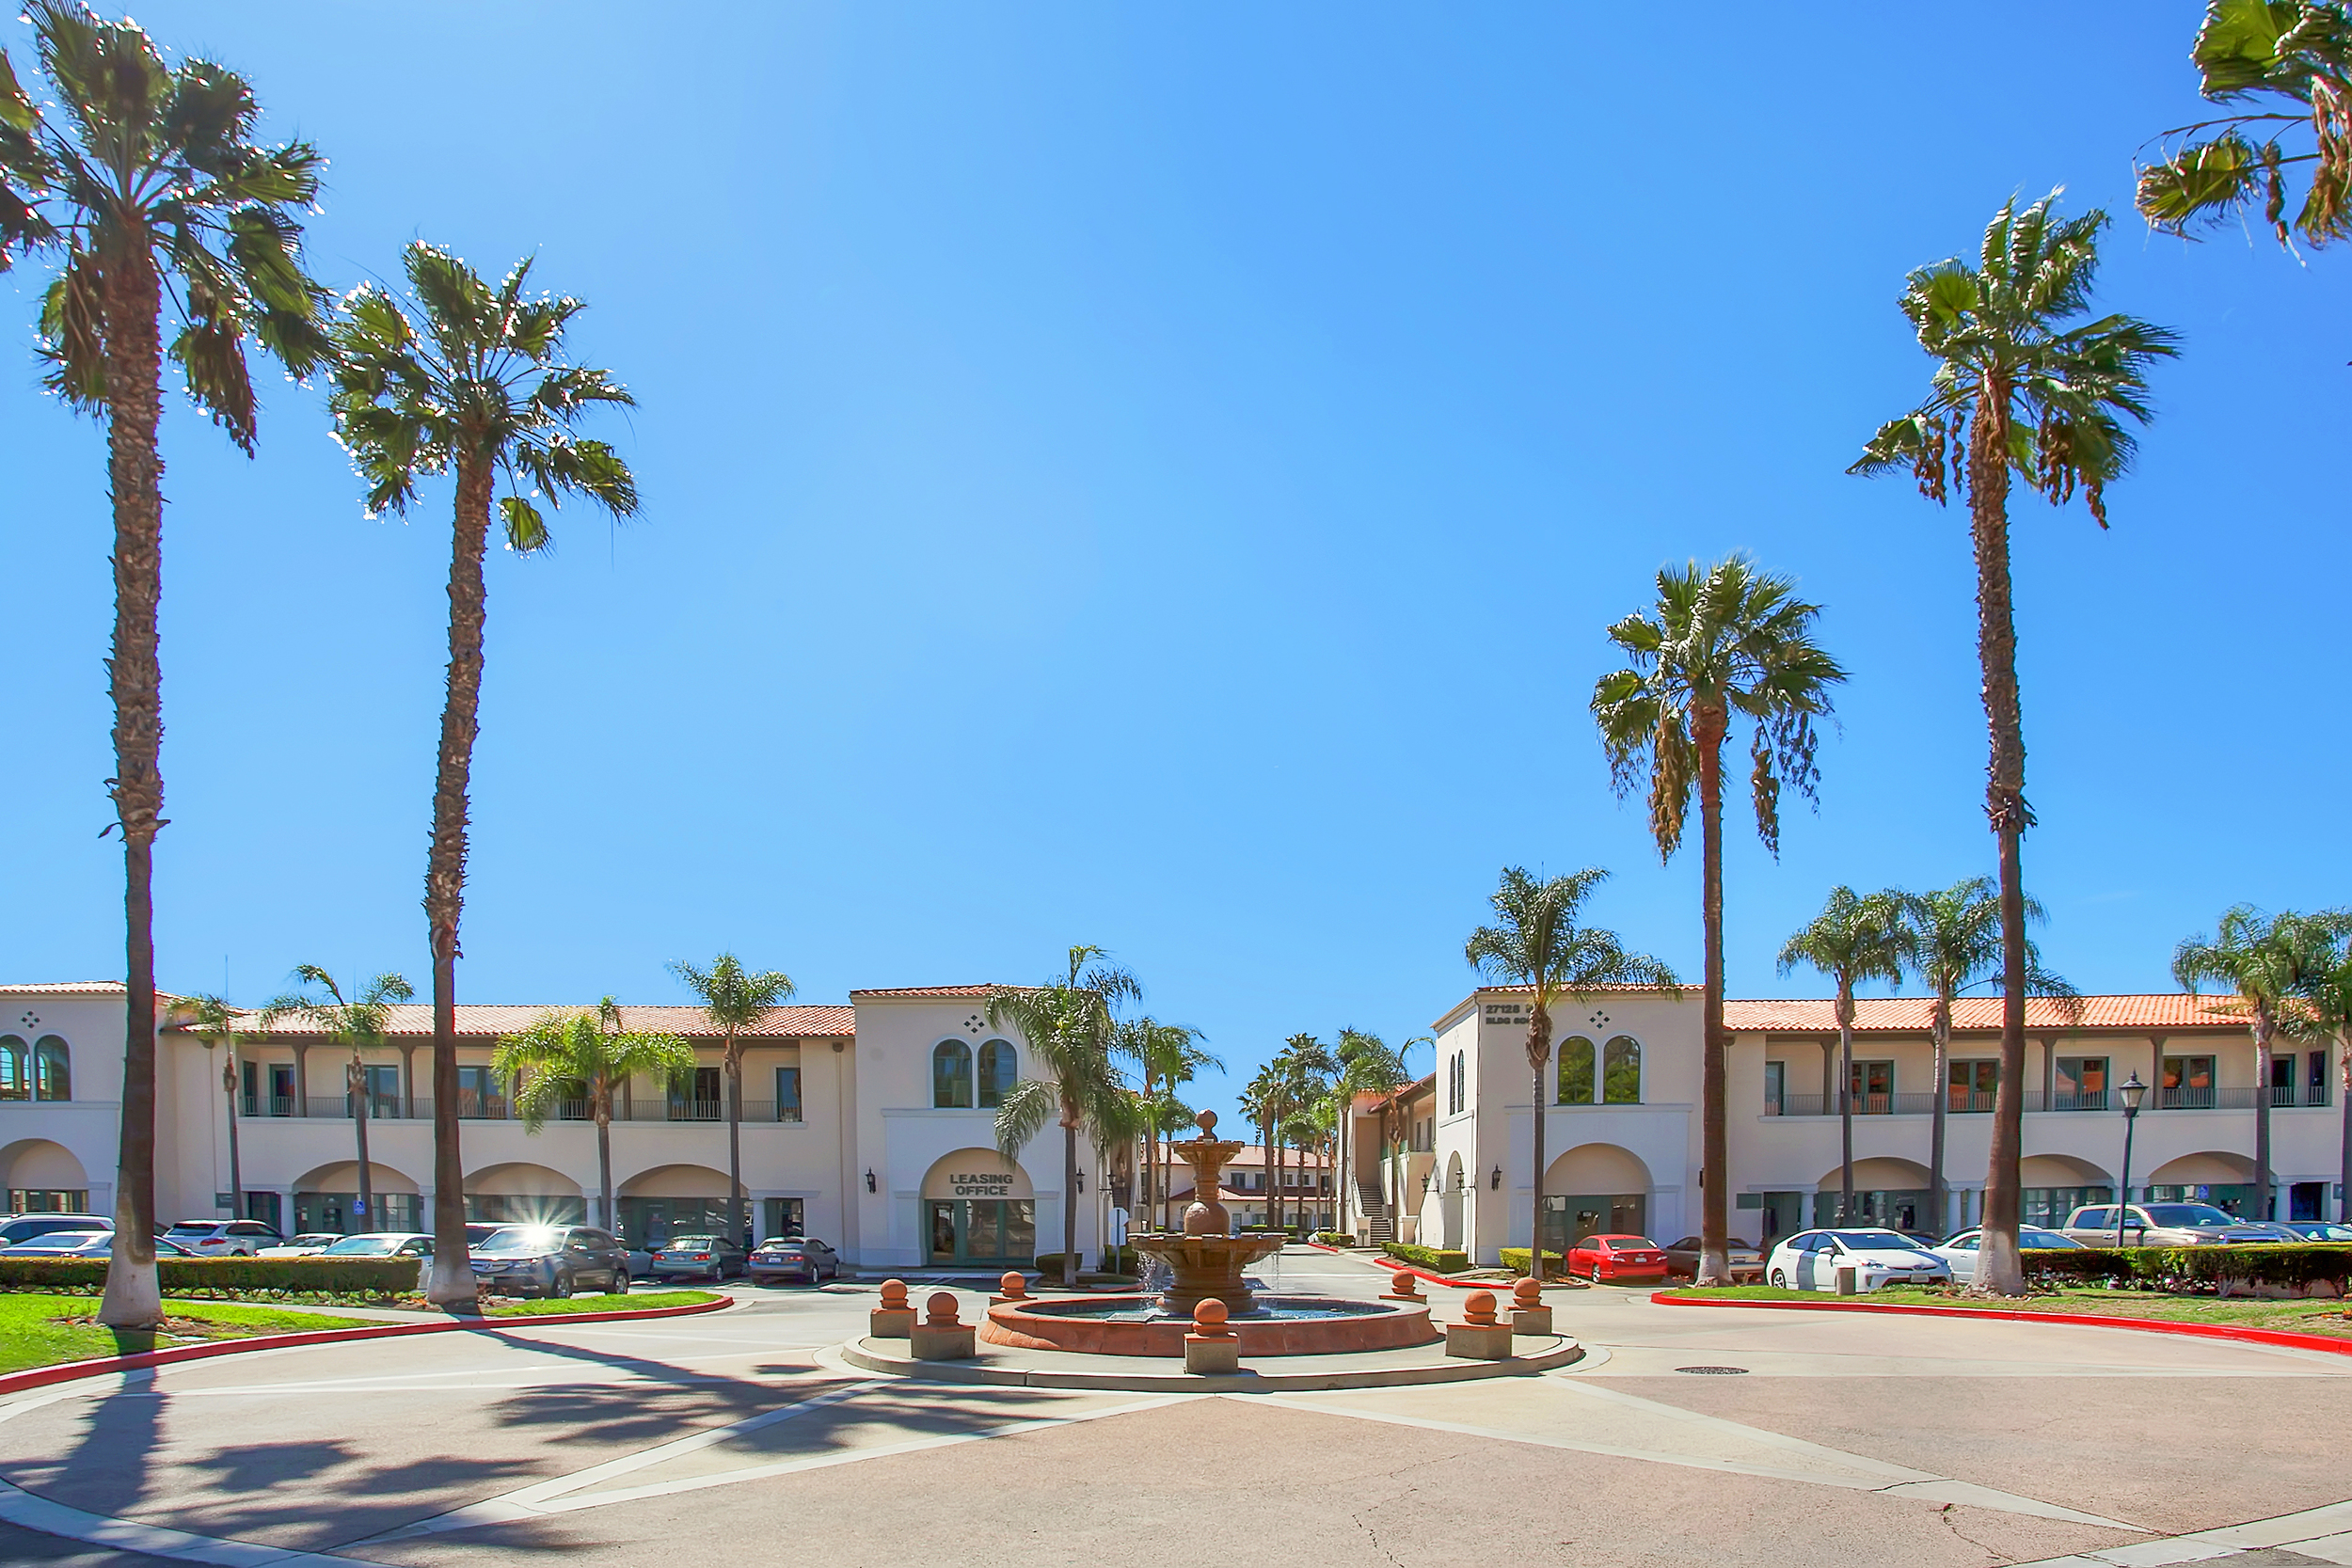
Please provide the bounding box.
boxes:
[1765,1084,2332,1116]
[232,1093,811,1124]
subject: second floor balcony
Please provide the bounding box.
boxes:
[1765,1082,2330,1117]
[240,1095,803,1124]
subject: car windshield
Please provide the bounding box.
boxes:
[1826,1231,1914,1248]
[2020,1229,2077,1248]
[664,1236,720,1250]
[759,1241,803,1251]
[320,1236,405,1256]
[2295,1223,2352,1240]
[284,1235,338,1247]
[1609,1238,1660,1250]
[478,1227,564,1256]
[26,1231,105,1245]
[2142,1204,2238,1228]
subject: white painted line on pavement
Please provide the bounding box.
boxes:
[0,1472,385,1567]
[2001,1500,2352,1568]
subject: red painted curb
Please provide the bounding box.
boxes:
[1371,1257,1579,1293]
[0,1295,732,1397]
[1647,1291,2352,1356]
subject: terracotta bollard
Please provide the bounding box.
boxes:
[1445,1290,1516,1361]
[910,1291,977,1361]
[1184,1298,1241,1376]
[1379,1268,1424,1304]
[1510,1276,1552,1337]
[869,1279,916,1339]
[991,1271,1030,1307]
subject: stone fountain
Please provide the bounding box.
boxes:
[1131,1111,1288,1316]
[977,1109,1439,1358]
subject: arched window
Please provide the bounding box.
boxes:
[1602,1035,1641,1103]
[932,1040,974,1108]
[32,1037,69,1101]
[977,1039,1016,1108]
[1556,1037,1595,1104]
[0,1037,25,1101]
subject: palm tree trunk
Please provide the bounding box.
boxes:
[352,1055,376,1233]
[1837,990,1855,1226]
[422,456,492,1307]
[224,1058,244,1219]
[1695,710,1731,1287]
[95,236,167,1333]
[2252,1014,2275,1221]
[1970,376,2030,1297]
[2338,1027,2351,1224]
[1062,1111,1080,1289]
[1929,1006,1951,1233]
[726,1034,747,1246]
[596,1097,615,1239]
[1526,1006,1550,1278]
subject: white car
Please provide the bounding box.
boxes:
[163,1220,282,1257]
[1931,1226,2084,1286]
[260,1233,345,1259]
[4,1231,195,1257]
[309,1232,435,1259]
[1766,1228,1952,1292]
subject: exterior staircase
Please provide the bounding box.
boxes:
[1358,1180,1393,1244]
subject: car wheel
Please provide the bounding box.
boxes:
[605,1269,628,1294]
[1769,1269,1788,1290]
[552,1269,574,1298]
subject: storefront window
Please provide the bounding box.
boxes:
[925,1198,1035,1265]
[763,1197,804,1238]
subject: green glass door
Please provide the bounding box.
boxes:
[926,1198,1037,1265]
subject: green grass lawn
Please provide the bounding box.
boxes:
[1661,1284,2352,1338]
[0,1293,380,1375]
[479,1290,719,1318]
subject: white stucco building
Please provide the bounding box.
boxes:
[1342,986,2348,1264]
[0,981,1112,1272]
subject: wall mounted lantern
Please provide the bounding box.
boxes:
[864,1168,876,1194]
[1489,1164,1502,1191]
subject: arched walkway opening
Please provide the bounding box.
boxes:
[615,1164,735,1248]
[464,1162,585,1228]
[1438,1152,1465,1250]
[2020,1154,2114,1229]
[1541,1143,1652,1254]
[0,1138,88,1213]
[290,1160,421,1236]
[920,1148,1036,1267]
[1813,1156,1931,1232]
[2145,1150,2261,1215]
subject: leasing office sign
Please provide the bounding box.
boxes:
[921,1150,1033,1201]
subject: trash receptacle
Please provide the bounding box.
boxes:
[1834,1261,1860,1296]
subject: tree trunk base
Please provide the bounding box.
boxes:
[98,1259,164,1329]
[425,1255,484,1312]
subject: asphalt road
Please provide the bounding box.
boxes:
[5,1248,2350,1568]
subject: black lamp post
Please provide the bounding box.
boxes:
[2113,1071,2149,1249]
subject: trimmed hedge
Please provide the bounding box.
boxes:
[1313,1231,1356,1247]
[1034,1248,1139,1276]
[1382,1243,1472,1275]
[2025,1243,2352,1293]
[0,1255,421,1303]
[1499,1248,1565,1276]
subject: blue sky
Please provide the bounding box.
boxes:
[2,4,2343,1129]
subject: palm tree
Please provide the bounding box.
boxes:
[1241,1062,1282,1230]
[1110,1017,1216,1232]
[1,3,331,1329]
[669,954,796,1247]
[327,243,637,1306]
[492,999,693,1238]
[1777,888,1908,1227]
[1894,878,2075,1231]
[1851,194,2175,1293]
[1465,867,1677,1280]
[2285,911,2352,1222]
[2174,907,2333,1220]
[261,968,414,1235]
[1272,1034,1336,1232]
[1594,556,1837,1286]
[1281,1101,1334,1232]
[1334,1028,1420,1242]
[986,945,1141,1288]
[178,995,246,1223]
[2137,2,2352,254]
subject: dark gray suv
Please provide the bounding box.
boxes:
[468,1224,630,1297]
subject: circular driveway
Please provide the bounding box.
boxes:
[3,1250,2349,1568]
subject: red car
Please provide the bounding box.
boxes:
[1565,1233,1669,1283]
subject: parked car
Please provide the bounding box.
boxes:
[464,1223,504,1249]
[2059,1203,2283,1247]
[2279,1221,2352,1242]
[312,1232,435,1259]
[5,1231,194,1257]
[0,1213,112,1247]
[1662,1235,1765,1282]
[259,1233,344,1259]
[469,1225,630,1297]
[1564,1234,1670,1283]
[2233,1221,2313,1243]
[650,1234,749,1282]
[163,1220,282,1257]
[1765,1228,1951,1291]
[746,1236,839,1285]
[1931,1226,2084,1285]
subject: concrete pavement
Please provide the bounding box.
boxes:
[3,1246,2348,1566]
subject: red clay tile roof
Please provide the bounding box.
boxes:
[3,981,183,997]
[848,985,1012,1000]
[1723,993,2247,1034]
[207,1003,854,1040]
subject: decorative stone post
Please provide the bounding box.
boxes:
[911,1291,977,1360]
[1379,1269,1424,1304]
[1509,1276,1551,1336]
[991,1271,1029,1307]
[1445,1290,1515,1360]
[1184,1299,1240,1375]
[869,1278,915,1338]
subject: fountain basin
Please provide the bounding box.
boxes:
[981,1294,1438,1357]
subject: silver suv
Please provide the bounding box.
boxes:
[163,1220,282,1257]
[2060,1203,2282,1246]
[0,1213,112,1247]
